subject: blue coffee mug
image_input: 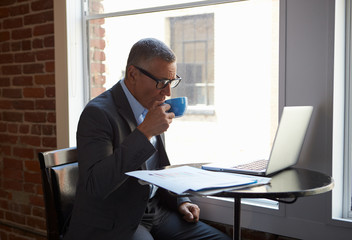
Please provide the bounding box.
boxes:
[164,97,188,117]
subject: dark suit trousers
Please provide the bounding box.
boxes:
[131,197,232,240]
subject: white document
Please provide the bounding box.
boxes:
[126,166,271,195]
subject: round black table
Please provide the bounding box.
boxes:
[211,167,334,240]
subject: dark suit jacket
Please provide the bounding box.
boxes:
[64,81,188,240]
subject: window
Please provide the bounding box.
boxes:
[169,14,215,111]
[333,0,352,221]
[344,0,352,219]
[83,0,279,165]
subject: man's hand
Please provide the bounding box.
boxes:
[178,202,200,223]
[137,102,175,140]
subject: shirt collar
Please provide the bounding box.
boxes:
[121,78,147,125]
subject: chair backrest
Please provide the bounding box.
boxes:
[38,147,78,240]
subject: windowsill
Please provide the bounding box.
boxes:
[330,217,352,228]
[197,196,279,210]
[186,105,215,115]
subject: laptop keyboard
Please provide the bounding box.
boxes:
[233,159,269,171]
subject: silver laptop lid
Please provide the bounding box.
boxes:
[265,106,313,175]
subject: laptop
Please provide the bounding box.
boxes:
[202,106,313,176]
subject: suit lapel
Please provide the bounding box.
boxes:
[111,81,137,132]
[111,81,170,168]
[111,82,148,170]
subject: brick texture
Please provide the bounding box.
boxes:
[0,0,55,239]
[89,0,106,99]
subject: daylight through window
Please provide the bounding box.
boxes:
[84,0,279,165]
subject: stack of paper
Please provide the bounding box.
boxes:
[126,166,270,195]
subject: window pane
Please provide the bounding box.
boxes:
[170,14,214,106]
[86,0,279,165]
[88,0,213,15]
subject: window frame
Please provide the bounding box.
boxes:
[54,0,86,148]
[332,0,352,223]
[344,0,352,219]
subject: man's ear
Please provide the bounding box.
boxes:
[126,65,138,84]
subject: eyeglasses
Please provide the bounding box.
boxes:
[134,65,182,89]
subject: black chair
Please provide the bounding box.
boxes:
[38,147,78,240]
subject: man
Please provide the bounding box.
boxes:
[64,38,231,240]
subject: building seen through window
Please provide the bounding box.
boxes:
[169,13,215,110]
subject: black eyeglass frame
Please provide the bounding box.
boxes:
[134,65,182,89]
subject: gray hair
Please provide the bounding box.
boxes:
[125,38,176,75]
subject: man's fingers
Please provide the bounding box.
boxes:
[152,100,165,109]
[161,103,171,111]
[183,213,194,222]
[189,205,199,222]
[180,203,200,223]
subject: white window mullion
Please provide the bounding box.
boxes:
[345,0,352,219]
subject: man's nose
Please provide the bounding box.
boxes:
[161,84,171,96]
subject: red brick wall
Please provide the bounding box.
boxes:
[89,17,106,98]
[0,0,55,239]
[89,0,106,99]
